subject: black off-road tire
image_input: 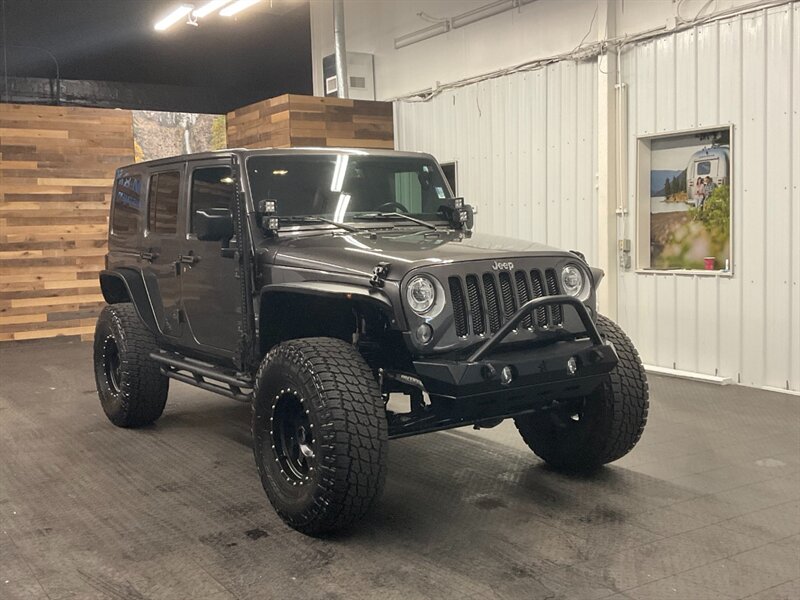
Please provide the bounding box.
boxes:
[93,303,169,428]
[514,314,649,471]
[252,337,388,535]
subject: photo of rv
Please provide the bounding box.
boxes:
[686,145,730,208]
[648,128,731,270]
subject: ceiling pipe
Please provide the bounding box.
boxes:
[333,0,349,99]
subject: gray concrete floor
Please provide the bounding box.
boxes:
[1,339,798,600]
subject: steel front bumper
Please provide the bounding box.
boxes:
[412,295,618,402]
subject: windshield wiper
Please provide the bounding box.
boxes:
[278,215,361,233]
[353,212,438,230]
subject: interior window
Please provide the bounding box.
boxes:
[190,166,234,234]
[148,171,181,234]
[440,162,457,195]
[112,173,141,235]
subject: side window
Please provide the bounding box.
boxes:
[190,166,234,234]
[392,164,449,213]
[111,173,142,235]
[393,172,423,212]
[147,171,181,234]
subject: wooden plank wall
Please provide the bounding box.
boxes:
[226,94,394,149]
[0,103,134,342]
[0,94,392,343]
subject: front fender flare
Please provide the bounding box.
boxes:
[259,281,403,326]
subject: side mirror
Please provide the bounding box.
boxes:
[195,208,233,242]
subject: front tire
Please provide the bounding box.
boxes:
[514,314,649,471]
[252,337,388,535]
[93,303,169,428]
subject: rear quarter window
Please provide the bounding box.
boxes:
[111,173,142,236]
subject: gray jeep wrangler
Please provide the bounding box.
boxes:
[95,148,648,535]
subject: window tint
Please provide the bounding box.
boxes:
[246,155,451,218]
[112,173,142,234]
[696,161,711,176]
[148,171,181,234]
[190,166,234,234]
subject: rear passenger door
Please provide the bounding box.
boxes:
[179,161,242,356]
[142,166,185,338]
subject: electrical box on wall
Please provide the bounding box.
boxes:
[322,52,375,100]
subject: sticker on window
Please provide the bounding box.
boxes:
[435,186,446,199]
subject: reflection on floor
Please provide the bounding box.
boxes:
[1,339,798,600]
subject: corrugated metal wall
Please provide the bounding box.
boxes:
[395,61,600,264]
[395,3,798,393]
[618,4,800,392]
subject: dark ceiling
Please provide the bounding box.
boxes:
[0,0,313,112]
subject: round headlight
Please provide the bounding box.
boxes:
[561,264,587,299]
[407,275,436,314]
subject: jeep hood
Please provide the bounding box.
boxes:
[267,228,573,280]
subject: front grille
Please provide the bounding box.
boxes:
[448,268,563,337]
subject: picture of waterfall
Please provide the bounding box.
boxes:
[132,110,227,162]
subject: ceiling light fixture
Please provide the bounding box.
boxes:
[220,0,262,17]
[154,4,194,31]
[193,0,233,18]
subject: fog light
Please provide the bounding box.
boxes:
[567,356,577,375]
[415,323,433,344]
[500,366,514,386]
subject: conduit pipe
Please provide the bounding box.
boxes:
[333,0,349,98]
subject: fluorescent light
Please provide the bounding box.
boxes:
[194,0,233,18]
[154,4,193,31]
[220,0,262,17]
[330,154,349,192]
[451,0,515,29]
[333,194,351,223]
[394,22,450,50]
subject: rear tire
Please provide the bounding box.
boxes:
[514,314,648,471]
[93,303,169,427]
[252,337,388,535]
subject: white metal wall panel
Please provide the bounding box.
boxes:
[619,5,800,391]
[394,61,600,264]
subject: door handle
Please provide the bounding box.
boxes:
[178,253,199,264]
[140,250,158,261]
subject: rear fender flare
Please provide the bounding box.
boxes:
[99,269,158,335]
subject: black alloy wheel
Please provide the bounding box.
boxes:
[270,389,317,484]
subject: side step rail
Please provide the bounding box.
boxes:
[150,351,253,402]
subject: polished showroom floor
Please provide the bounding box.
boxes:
[1,339,798,600]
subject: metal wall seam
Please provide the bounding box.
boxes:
[394,61,599,265]
[619,5,799,392]
[395,6,797,391]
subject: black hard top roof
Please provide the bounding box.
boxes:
[122,147,434,171]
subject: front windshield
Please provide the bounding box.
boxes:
[246,154,453,224]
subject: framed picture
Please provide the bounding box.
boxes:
[132,111,227,163]
[636,126,732,273]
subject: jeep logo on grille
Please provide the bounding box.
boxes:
[491,261,514,271]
